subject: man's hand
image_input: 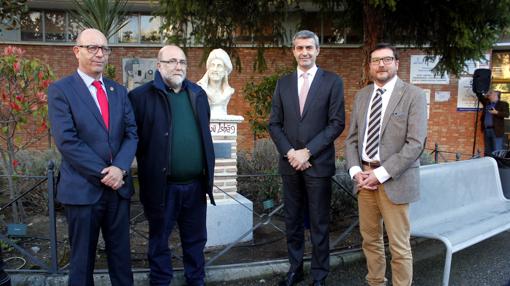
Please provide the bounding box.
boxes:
[296,161,312,171]
[358,170,380,190]
[101,166,125,190]
[489,108,498,115]
[288,148,311,170]
[353,172,367,187]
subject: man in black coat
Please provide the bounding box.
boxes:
[128,45,215,286]
[477,90,509,155]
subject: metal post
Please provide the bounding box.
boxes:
[456,152,461,161]
[47,161,58,274]
[434,143,439,163]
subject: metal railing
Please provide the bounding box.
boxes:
[0,143,476,274]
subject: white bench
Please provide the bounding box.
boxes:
[409,157,510,286]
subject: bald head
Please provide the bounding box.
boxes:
[158,45,185,62]
[157,45,187,92]
[76,28,107,46]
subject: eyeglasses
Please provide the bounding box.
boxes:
[77,45,112,55]
[370,56,395,65]
[159,58,187,67]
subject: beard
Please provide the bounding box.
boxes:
[163,73,185,89]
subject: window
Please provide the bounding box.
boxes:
[118,15,140,43]
[67,15,81,42]
[492,52,510,102]
[45,11,66,42]
[21,12,42,41]
[141,15,161,43]
[3,10,164,45]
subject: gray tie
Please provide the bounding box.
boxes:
[366,88,385,159]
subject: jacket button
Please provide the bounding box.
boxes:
[164,132,169,136]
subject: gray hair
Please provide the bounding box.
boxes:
[292,30,320,49]
[206,48,233,75]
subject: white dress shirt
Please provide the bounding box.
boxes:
[297,65,318,95]
[77,69,108,113]
[349,75,399,183]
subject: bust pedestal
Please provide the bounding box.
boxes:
[206,115,253,247]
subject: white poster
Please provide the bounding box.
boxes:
[122,58,158,90]
[435,91,450,102]
[457,77,480,111]
[410,55,449,84]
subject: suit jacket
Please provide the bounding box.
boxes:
[48,72,138,205]
[269,68,345,177]
[128,71,216,220]
[476,94,509,137]
[344,78,428,204]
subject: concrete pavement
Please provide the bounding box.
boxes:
[7,231,510,285]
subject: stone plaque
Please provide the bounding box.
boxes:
[214,143,232,159]
[210,122,237,136]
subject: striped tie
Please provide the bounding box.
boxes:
[365,88,385,159]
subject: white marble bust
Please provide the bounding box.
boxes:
[197,48,235,117]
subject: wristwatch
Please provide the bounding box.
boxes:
[121,169,128,178]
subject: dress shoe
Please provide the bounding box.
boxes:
[310,280,326,286]
[278,271,304,286]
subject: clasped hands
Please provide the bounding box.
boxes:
[287,148,312,171]
[353,170,380,190]
[101,166,125,190]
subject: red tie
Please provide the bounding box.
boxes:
[92,80,109,129]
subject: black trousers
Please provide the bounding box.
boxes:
[282,173,331,281]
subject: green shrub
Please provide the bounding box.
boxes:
[237,139,281,210]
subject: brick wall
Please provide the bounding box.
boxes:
[1,43,485,160]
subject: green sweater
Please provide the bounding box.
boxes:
[166,89,205,183]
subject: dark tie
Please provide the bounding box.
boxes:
[366,88,385,159]
[92,80,109,129]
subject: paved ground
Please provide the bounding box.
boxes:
[209,231,510,286]
[8,231,510,285]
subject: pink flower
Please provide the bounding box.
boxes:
[10,102,21,111]
[4,46,24,56]
[36,92,47,102]
[13,61,21,73]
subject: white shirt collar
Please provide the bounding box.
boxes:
[297,65,318,78]
[77,69,104,88]
[374,75,398,95]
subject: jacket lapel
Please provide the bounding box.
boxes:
[288,71,300,120]
[380,78,405,134]
[104,79,117,132]
[359,85,374,140]
[70,72,108,132]
[301,68,323,119]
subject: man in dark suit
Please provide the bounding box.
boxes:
[128,45,215,286]
[345,43,427,286]
[48,28,137,286]
[476,90,509,155]
[269,30,345,286]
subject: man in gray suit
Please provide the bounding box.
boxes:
[345,43,427,286]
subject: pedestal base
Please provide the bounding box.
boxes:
[206,194,253,247]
